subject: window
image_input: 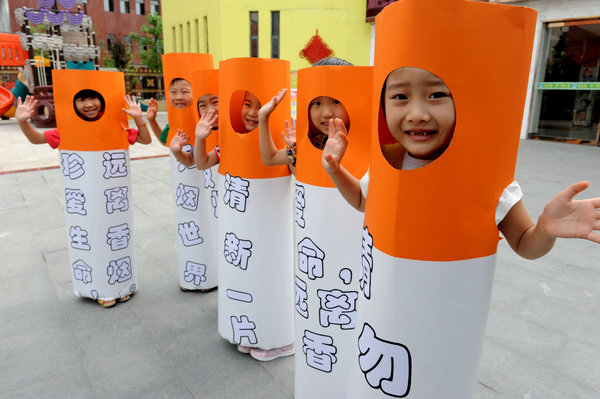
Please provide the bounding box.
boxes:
[179,24,183,52]
[104,0,114,12]
[119,0,130,13]
[194,19,200,53]
[250,11,258,57]
[150,0,159,15]
[107,34,117,50]
[186,21,191,52]
[172,26,176,52]
[136,0,145,15]
[271,11,280,59]
[204,16,209,53]
[123,35,133,52]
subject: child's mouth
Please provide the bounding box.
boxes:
[406,129,436,136]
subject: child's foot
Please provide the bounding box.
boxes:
[199,286,217,293]
[118,294,131,303]
[97,299,116,308]
[250,343,295,361]
[180,286,190,292]
[237,344,252,354]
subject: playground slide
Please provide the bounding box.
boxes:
[0,85,15,117]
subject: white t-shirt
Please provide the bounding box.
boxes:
[360,153,523,226]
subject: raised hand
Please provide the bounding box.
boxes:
[146,98,158,122]
[258,88,287,119]
[170,129,189,153]
[195,108,218,140]
[15,95,38,123]
[122,95,142,120]
[322,118,349,174]
[281,119,296,146]
[539,181,600,244]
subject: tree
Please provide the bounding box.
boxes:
[110,37,132,71]
[130,13,163,71]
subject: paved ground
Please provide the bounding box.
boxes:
[0,117,599,398]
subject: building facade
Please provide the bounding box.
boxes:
[8,0,161,66]
[161,0,372,70]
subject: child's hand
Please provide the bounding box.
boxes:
[122,95,142,120]
[146,98,158,121]
[259,88,287,119]
[195,109,218,140]
[170,129,189,153]
[538,181,600,243]
[281,119,296,146]
[15,95,37,123]
[322,118,349,173]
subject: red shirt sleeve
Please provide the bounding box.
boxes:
[44,128,60,149]
[126,128,139,145]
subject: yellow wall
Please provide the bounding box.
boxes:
[162,0,371,70]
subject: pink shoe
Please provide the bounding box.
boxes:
[237,344,252,354]
[250,343,295,362]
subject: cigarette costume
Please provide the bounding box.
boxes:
[162,53,217,291]
[217,58,294,349]
[53,70,137,303]
[350,1,536,398]
[293,66,371,398]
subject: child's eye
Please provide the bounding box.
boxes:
[430,92,449,99]
[311,101,321,106]
[332,99,341,104]
[392,94,408,101]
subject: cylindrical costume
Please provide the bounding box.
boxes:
[53,69,137,303]
[293,66,372,398]
[351,1,537,398]
[217,57,294,349]
[162,53,217,291]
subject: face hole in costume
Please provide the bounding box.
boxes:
[307,96,350,150]
[379,67,456,169]
[197,93,219,130]
[168,78,193,110]
[73,89,105,122]
[230,90,261,134]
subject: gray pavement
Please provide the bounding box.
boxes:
[0,132,599,398]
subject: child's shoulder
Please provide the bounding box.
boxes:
[381,143,404,169]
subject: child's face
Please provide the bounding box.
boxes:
[198,94,219,126]
[309,96,350,135]
[384,67,456,160]
[241,92,261,131]
[169,79,193,109]
[75,97,102,120]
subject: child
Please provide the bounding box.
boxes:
[259,64,372,398]
[322,66,600,397]
[15,81,151,308]
[214,57,296,362]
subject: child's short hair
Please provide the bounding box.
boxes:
[169,77,190,88]
[72,89,105,121]
[312,57,353,67]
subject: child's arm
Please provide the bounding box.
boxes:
[122,95,152,144]
[193,109,219,170]
[15,96,47,144]
[258,88,294,166]
[146,98,165,145]
[170,129,195,167]
[499,181,600,259]
[322,118,365,212]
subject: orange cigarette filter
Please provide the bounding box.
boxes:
[295,66,372,187]
[193,69,219,151]
[218,57,291,179]
[162,53,214,146]
[53,70,129,151]
[365,0,537,261]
